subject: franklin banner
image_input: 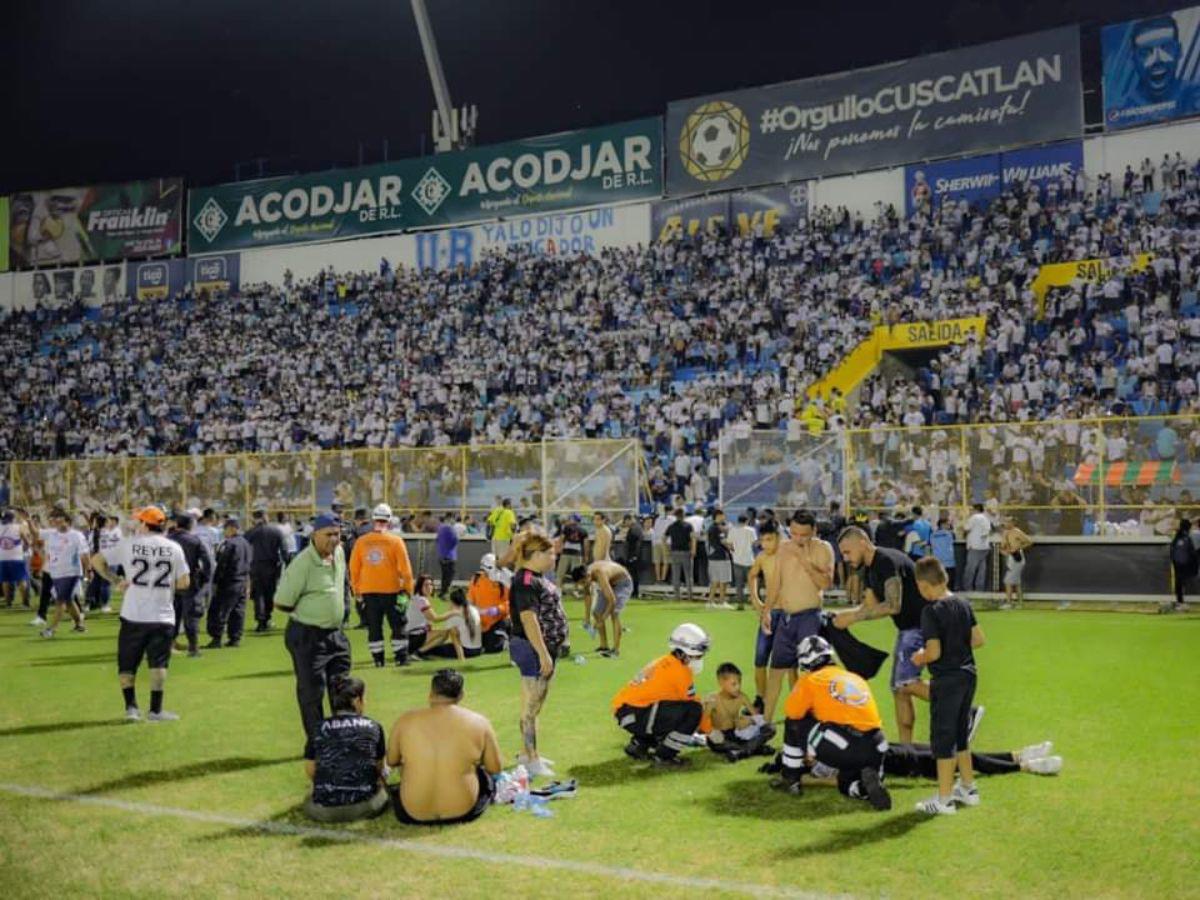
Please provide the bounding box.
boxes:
[8,178,183,269]
[666,27,1081,195]
[189,118,662,252]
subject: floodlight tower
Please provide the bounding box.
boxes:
[411,0,478,151]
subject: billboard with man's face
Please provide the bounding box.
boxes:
[1103,6,1200,129]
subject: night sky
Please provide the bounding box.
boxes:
[2,0,1183,194]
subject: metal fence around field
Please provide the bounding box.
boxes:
[720,415,1200,536]
[8,439,642,526]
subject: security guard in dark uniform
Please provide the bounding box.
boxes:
[245,508,288,632]
[168,513,213,657]
[206,517,252,648]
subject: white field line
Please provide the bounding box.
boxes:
[0,782,846,899]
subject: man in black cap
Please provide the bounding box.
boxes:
[167,513,213,658]
[206,518,252,649]
[246,508,288,632]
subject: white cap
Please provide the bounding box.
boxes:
[186,507,203,520]
[372,503,393,521]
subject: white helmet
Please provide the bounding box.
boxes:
[480,553,497,570]
[668,622,710,658]
[372,503,393,521]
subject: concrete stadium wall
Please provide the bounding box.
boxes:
[811,168,904,218]
[1083,119,1200,180]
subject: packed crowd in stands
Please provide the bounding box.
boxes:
[4,152,1200,525]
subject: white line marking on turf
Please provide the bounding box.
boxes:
[0,782,845,899]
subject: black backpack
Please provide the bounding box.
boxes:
[1171,535,1195,567]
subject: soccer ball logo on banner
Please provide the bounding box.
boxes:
[679,100,750,183]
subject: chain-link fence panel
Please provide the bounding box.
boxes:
[246,453,313,515]
[126,457,186,514]
[721,430,843,514]
[72,458,128,516]
[543,439,639,519]
[387,447,464,514]
[465,443,541,521]
[315,449,385,514]
[10,460,72,517]
[183,455,247,518]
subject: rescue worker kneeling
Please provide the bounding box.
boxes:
[773,635,892,810]
[611,623,710,766]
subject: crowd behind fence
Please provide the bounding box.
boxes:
[7,439,641,525]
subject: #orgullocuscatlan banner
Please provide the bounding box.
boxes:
[665,26,1082,195]
[188,118,662,253]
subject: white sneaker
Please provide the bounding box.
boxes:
[101,605,113,614]
[1019,741,1053,762]
[124,707,142,722]
[29,616,46,627]
[952,781,981,806]
[524,757,556,779]
[915,796,957,815]
[1024,755,1063,775]
[40,628,54,639]
[147,710,180,722]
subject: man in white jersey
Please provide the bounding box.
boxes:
[92,506,190,722]
[97,516,123,613]
[0,509,34,609]
[39,508,91,638]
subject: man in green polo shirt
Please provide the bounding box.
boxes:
[277,512,352,749]
[487,498,518,559]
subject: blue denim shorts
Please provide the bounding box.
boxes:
[509,636,556,678]
[769,608,823,669]
[891,627,926,691]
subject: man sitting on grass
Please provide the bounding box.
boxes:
[303,675,390,823]
[387,669,503,825]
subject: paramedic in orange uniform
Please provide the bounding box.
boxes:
[348,503,414,667]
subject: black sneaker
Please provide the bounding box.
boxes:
[623,740,652,761]
[187,649,201,658]
[225,640,240,648]
[394,657,410,667]
[204,639,222,650]
[652,753,687,768]
[859,767,892,811]
[758,758,782,774]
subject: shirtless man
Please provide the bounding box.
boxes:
[762,511,833,722]
[584,513,614,630]
[747,519,783,711]
[387,669,503,825]
[570,559,632,658]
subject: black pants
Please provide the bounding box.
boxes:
[37,572,53,619]
[1174,563,1193,604]
[207,584,247,643]
[86,575,110,611]
[884,742,1019,778]
[930,671,977,758]
[284,619,352,747]
[624,556,641,598]
[251,565,280,625]
[615,700,703,760]
[439,558,456,597]
[362,592,406,663]
[481,625,509,654]
[709,724,776,759]
[783,714,887,795]
[173,593,203,649]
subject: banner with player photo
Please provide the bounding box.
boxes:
[11,263,127,310]
[666,27,1081,195]
[7,178,183,269]
[1103,6,1200,130]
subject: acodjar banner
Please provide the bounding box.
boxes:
[666,27,1081,195]
[188,118,662,252]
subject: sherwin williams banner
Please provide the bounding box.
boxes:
[666,27,1081,195]
[904,141,1082,215]
[1103,6,1200,130]
[188,118,662,252]
[8,178,182,268]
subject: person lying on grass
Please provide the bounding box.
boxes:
[387,668,503,825]
[303,676,390,823]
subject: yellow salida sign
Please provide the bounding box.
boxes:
[1031,252,1154,317]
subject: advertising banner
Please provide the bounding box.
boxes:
[904,140,1082,215]
[189,253,241,293]
[1102,6,1200,130]
[8,178,182,268]
[12,264,126,310]
[666,27,1081,195]
[0,197,8,273]
[729,183,809,237]
[650,194,732,242]
[409,203,649,272]
[189,118,662,253]
[128,258,187,301]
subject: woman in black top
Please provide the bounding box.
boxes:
[303,676,390,823]
[507,531,569,779]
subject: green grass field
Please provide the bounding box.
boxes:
[0,597,1196,899]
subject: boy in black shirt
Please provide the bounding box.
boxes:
[911,557,986,815]
[303,676,389,822]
